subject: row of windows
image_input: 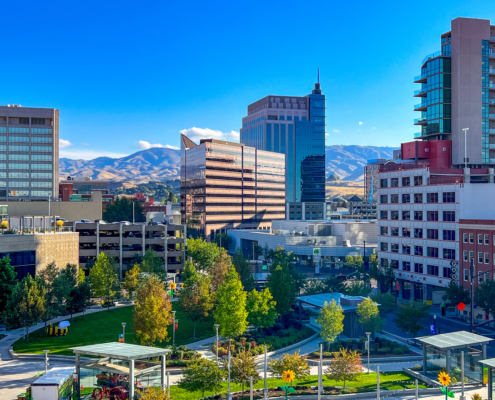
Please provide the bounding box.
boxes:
[380,210,456,221]
[380,226,455,240]
[462,233,495,246]
[0,127,52,134]
[0,172,53,179]
[421,118,451,136]
[380,176,424,188]
[462,269,492,283]
[422,73,451,92]
[381,243,455,259]
[462,250,495,265]
[380,192,455,203]
[383,259,452,278]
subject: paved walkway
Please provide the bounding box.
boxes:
[386,386,487,400]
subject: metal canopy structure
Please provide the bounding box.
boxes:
[417,330,492,350]
[70,342,170,360]
[296,293,365,313]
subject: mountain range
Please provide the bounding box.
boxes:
[59,145,399,184]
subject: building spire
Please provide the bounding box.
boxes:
[318,68,319,84]
[312,69,322,94]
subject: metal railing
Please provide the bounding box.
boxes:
[0,226,74,235]
[422,51,442,65]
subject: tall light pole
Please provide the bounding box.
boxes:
[227,350,232,400]
[214,324,220,363]
[463,128,469,170]
[366,332,371,374]
[43,350,50,373]
[433,315,436,335]
[122,322,127,343]
[171,311,176,346]
[48,192,52,220]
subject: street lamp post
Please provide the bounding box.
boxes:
[463,128,469,170]
[433,315,436,335]
[365,332,371,374]
[214,324,220,363]
[171,311,176,346]
[122,322,127,343]
[43,350,50,373]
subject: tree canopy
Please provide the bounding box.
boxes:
[90,253,119,308]
[187,238,220,270]
[393,301,431,337]
[317,299,344,345]
[103,197,145,222]
[267,264,296,316]
[356,298,381,334]
[476,280,495,317]
[268,350,310,380]
[212,233,232,251]
[446,281,471,306]
[178,358,226,399]
[246,288,277,330]
[0,255,17,316]
[233,248,255,292]
[324,348,363,388]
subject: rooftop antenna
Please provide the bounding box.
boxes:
[317,68,320,83]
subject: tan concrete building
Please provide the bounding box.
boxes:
[0,231,79,279]
[0,105,59,200]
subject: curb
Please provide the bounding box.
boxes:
[307,355,422,366]
[254,330,320,362]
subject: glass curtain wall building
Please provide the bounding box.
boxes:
[180,134,285,239]
[240,81,326,202]
[413,17,495,167]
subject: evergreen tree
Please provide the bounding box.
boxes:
[246,288,277,330]
[3,275,46,342]
[212,233,233,251]
[133,276,172,346]
[0,255,17,316]
[214,266,248,338]
[90,253,119,310]
[233,248,255,292]
[266,264,295,316]
[39,262,61,325]
[54,263,78,317]
[182,260,197,282]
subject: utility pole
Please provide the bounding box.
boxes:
[366,332,371,373]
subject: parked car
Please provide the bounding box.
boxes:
[95,219,107,224]
[120,221,131,225]
[75,219,92,223]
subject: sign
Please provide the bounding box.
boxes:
[430,324,436,335]
[175,322,178,330]
[118,334,124,343]
[457,302,466,311]
[451,267,457,274]
[396,282,400,291]
[450,261,458,267]
[451,274,457,280]
[313,248,321,263]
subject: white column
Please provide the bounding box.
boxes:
[129,359,135,399]
[161,354,166,390]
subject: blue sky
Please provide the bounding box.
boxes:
[1,0,495,159]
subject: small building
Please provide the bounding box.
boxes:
[59,177,114,211]
[417,330,492,384]
[71,342,170,400]
[296,293,376,338]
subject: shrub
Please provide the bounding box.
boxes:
[251,340,257,348]
[471,393,482,400]
[392,348,405,355]
[451,377,458,385]
[377,348,388,354]
[178,350,184,360]
[411,364,422,371]
[340,388,358,394]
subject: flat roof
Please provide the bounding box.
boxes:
[32,367,74,386]
[480,358,495,368]
[417,330,492,349]
[296,293,365,312]
[70,342,170,360]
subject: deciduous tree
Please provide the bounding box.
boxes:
[214,266,248,338]
[369,263,395,293]
[393,301,431,338]
[356,298,381,334]
[225,351,260,394]
[187,238,220,270]
[324,348,363,388]
[0,255,17,316]
[210,249,231,292]
[268,350,310,380]
[290,268,307,296]
[267,264,296,316]
[246,288,277,330]
[133,276,172,346]
[136,387,171,400]
[178,358,226,399]
[233,248,255,292]
[316,299,344,347]
[303,278,326,295]
[370,292,397,318]
[344,281,371,297]
[54,263,78,318]
[3,275,46,343]
[90,253,119,310]
[124,264,141,295]
[212,233,232,251]
[103,197,145,222]
[323,277,346,293]
[476,280,495,317]
[140,249,165,278]
[447,281,471,310]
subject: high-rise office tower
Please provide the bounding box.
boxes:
[413,17,495,166]
[180,135,285,239]
[0,105,59,200]
[240,79,325,202]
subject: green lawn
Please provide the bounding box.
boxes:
[13,304,215,355]
[167,372,426,400]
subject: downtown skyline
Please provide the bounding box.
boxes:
[2,1,495,159]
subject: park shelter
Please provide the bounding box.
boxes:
[479,359,495,400]
[71,342,170,400]
[296,293,376,338]
[417,330,492,384]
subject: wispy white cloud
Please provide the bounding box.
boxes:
[359,121,363,125]
[180,127,240,143]
[333,129,340,133]
[60,149,129,160]
[81,142,89,146]
[372,127,376,130]
[60,139,72,148]
[137,141,179,150]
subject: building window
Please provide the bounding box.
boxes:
[19,118,29,124]
[402,177,410,186]
[478,234,483,245]
[414,228,423,238]
[485,234,489,245]
[443,249,455,260]
[414,193,423,203]
[403,244,411,255]
[485,252,490,264]
[414,176,423,186]
[391,211,398,220]
[402,261,411,271]
[427,193,439,203]
[443,230,455,241]
[391,194,399,203]
[428,265,439,276]
[380,258,388,267]
[380,179,388,188]
[464,269,469,281]
[380,226,388,235]
[427,211,438,221]
[470,234,474,244]
[391,178,399,187]
[463,233,468,243]
[469,251,474,261]
[414,211,423,221]
[402,211,410,220]
[32,118,45,125]
[402,194,410,203]
[391,227,399,237]
[380,211,388,219]
[443,211,455,222]
[391,244,399,253]
[427,229,439,240]
[427,247,439,258]
[443,192,455,203]
[479,274,484,284]
[415,263,424,273]
[478,252,483,263]
[402,228,411,237]
[391,260,399,269]
[380,195,388,203]
[380,243,388,251]
[415,246,423,256]
[443,267,452,278]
